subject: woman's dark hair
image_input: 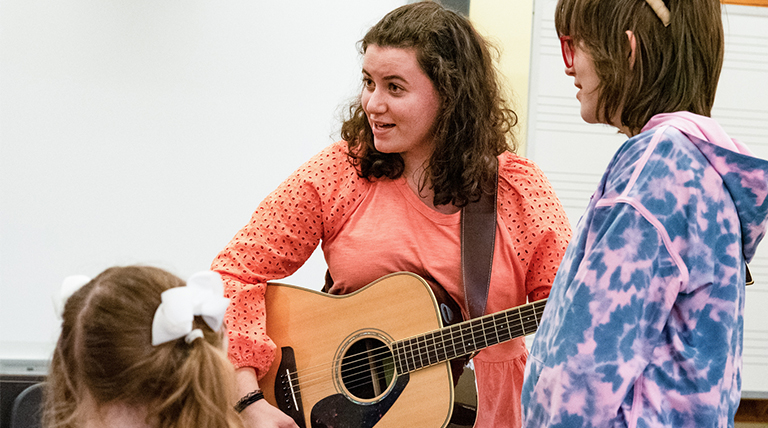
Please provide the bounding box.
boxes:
[341,1,518,207]
[555,0,724,135]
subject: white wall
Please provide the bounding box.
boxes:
[0,0,405,364]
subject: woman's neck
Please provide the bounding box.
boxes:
[400,146,461,215]
[403,167,460,215]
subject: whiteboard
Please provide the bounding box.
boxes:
[0,0,406,368]
[527,0,768,397]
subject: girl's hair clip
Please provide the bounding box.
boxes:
[184,328,205,344]
[645,0,671,27]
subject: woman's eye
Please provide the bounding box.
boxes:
[363,78,374,89]
[388,83,403,93]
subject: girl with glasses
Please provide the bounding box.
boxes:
[522,0,768,426]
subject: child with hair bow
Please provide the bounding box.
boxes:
[45,266,244,428]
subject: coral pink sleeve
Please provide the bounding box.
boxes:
[498,153,572,302]
[211,141,367,377]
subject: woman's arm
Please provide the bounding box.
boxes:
[235,368,299,428]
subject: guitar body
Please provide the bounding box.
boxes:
[260,272,455,428]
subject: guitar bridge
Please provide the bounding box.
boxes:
[275,347,306,428]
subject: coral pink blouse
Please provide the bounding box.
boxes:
[212,141,571,428]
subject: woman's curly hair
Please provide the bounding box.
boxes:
[341,1,518,208]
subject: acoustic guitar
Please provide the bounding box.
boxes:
[259,272,546,428]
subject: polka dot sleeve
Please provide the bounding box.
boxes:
[497,153,572,302]
[211,141,369,375]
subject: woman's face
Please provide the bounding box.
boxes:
[361,45,441,171]
[565,40,602,125]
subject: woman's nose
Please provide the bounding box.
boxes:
[364,88,386,114]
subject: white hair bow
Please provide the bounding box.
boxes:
[54,275,92,318]
[151,271,230,346]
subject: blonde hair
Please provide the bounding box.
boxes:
[44,266,244,428]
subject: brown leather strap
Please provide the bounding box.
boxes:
[424,278,467,386]
[460,160,498,319]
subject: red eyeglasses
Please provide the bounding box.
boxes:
[559,35,574,68]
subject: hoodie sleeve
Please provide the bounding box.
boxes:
[521,201,681,427]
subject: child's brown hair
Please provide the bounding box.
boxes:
[555,0,724,135]
[44,266,243,428]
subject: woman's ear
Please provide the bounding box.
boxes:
[626,30,637,69]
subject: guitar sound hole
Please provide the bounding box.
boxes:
[340,337,395,401]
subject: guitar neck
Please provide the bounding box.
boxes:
[391,298,546,374]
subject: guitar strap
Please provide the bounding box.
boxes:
[460,158,498,319]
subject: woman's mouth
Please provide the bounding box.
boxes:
[371,121,395,135]
[372,121,395,130]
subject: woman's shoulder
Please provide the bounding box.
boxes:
[295,140,371,206]
[497,151,553,194]
[291,141,362,185]
[494,151,572,264]
[496,151,570,226]
[303,140,354,172]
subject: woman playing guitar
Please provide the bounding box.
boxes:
[212,2,572,427]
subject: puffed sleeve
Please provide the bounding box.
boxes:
[211,141,368,376]
[497,153,572,302]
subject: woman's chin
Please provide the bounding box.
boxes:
[579,110,600,125]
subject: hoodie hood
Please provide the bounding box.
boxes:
[643,112,768,262]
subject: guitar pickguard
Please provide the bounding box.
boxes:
[309,373,410,428]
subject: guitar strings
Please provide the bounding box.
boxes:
[286,309,544,398]
[278,303,545,398]
[285,303,544,395]
[293,324,537,394]
[284,303,545,394]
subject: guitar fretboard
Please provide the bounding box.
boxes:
[391,299,546,374]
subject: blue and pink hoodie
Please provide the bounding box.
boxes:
[521,112,768,427]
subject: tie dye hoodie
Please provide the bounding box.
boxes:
[521,112,768,427]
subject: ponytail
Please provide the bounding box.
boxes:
[154,327,243,428]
